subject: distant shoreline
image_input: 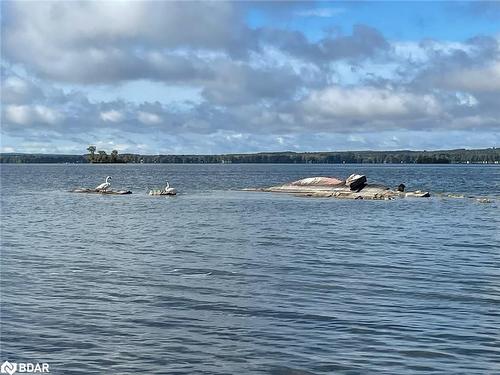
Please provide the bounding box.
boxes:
[1,148,498,164]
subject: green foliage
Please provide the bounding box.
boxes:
[86,145,96,162]
[84,147,125,163]
[1,148,499,164]
[111,150,118,162]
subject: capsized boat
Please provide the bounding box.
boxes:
[244,174,430,200]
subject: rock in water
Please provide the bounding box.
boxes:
[345,174,367,191]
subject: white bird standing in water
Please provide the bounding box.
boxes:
[95,176,111,191]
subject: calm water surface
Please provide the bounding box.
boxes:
[1,164,499,374]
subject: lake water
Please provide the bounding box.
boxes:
[1,164,499,374]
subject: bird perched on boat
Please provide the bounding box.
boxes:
[95,176,111,192]
[149,180,177,195]
[163,180,177,195]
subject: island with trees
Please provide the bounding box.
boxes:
[1,146,498,164]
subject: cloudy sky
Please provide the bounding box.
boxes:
[1,1,499,154]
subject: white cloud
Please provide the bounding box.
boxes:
[5,2,237,49]
[100,110,125,122]
[138,111,162,125]
[2,2,242,82]
[4,104,63,125]
[3,76,30,97]
[33,105,62,124]
[347,135,367,143]
[303,86,441,119]
[448,115,499,129]
[225,133,244,141]
[1,2,499,152]
[442,61,500,93]
[2,75,43,104]
[5,105,32,125]
[455,92,479,107]
[295,8,345,18]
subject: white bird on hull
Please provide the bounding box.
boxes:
[149,180,177,195]
[95,176,111,191]
[163,180,177,195]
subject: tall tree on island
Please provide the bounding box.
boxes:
[111,149,118,163]
[97,150,108,163]
[86,145,96,163]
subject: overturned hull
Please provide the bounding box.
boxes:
[246,175,430,200]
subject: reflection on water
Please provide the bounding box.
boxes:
[1,164,499,374]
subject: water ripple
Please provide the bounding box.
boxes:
[1,164,499,374]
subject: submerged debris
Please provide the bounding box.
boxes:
[444,193,465,199]
[148,189,177,196]
[476,198,493,204]
[71,188,132,195]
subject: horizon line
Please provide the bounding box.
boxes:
[0,147,497,156]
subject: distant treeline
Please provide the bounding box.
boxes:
[1,148,499,164]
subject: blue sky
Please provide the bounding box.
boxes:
[1,1,499,154]
[247,2,500,41]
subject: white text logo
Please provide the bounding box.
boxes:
[0,361,49,374]
[0,362,17,375]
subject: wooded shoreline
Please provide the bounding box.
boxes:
[1,148,498,164]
